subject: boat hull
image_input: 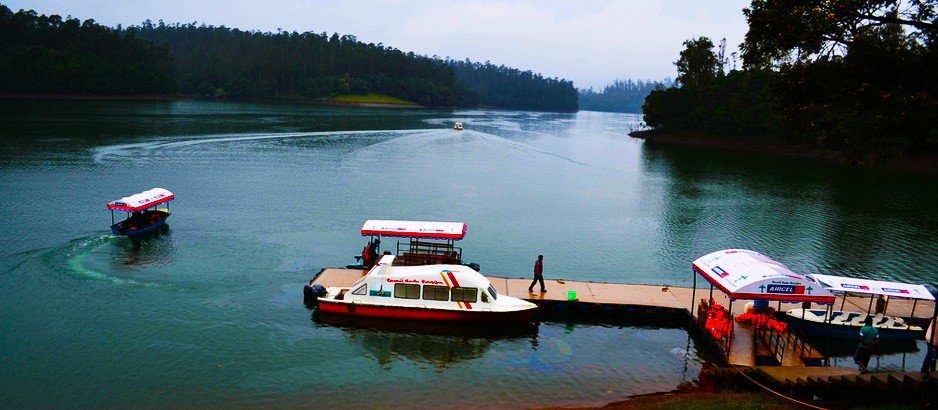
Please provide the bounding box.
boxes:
[786,315,925,341]
[318,299,536,323]
[111,212,170,238]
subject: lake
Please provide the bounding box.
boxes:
[1,99,935,407]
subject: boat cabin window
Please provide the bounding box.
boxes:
[351,284,367,295]
[394,283,420,299]
[422,285,449,301]
[487,285,498,300]
[450,287,478,303]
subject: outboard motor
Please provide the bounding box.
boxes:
[303,282,327,307]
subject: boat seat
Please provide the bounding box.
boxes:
[842,312,863,325]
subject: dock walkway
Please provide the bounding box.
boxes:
[310,268,935,320]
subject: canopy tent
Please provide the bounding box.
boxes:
[106,188,174,212]
[807,274,934,301]
[361,220,467,240]
[692,249,835,303]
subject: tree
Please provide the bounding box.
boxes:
[675,37,719,88]
[742,0,937,67]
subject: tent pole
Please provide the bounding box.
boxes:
[691,270,697,315]
[708,285,713,307]
[867,295,874,313]
[840,295,846,311]
[825,303,832,366]
[911,300,917,319]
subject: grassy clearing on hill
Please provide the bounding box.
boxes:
[326,94,418,106]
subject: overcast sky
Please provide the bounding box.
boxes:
[7,0,752,89]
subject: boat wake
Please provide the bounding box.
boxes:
[344,129,590,167]
[47,235,163,286]
[90,129,435,165]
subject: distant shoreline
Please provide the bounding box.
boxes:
[0,93,437,110]
[629,129,938,175]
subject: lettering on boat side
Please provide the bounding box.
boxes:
[385,278,444,285]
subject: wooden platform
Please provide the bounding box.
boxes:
[309,268,935,371]
[310,268,935,319]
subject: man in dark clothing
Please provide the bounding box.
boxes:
[528,254,546,293]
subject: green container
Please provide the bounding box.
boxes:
[567,289,577,301]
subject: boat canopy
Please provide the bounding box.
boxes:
[361,219,467,240]
[692,249,836,303]
[807,274,935,301]
[107,188,174,212]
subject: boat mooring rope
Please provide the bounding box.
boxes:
[732,365,829,410]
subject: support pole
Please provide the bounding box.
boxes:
[691,270,697,314]
[868,295,874,313]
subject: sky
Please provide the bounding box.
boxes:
[7,0,752,89]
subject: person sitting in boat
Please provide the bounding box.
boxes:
[368,239,380,266]
[361,243,373,267]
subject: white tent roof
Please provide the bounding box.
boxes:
[107,188,174,211]
[808,274,935,301]
[361,220,467,240]
[692,249,835,303]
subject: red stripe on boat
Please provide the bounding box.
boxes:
[317,300,533,322]
[447,271,460,287]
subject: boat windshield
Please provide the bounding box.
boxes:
[487,285,498,300]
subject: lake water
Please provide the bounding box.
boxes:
[1,100,936,407]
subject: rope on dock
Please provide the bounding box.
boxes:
[733,365,829,410]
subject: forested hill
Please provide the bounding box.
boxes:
[0,6,175,94]
[449,60,578,112]
[0,5,579,111]
[578,80,668,113]
[133,22,478,107]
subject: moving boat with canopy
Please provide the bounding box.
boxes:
[785,274,934,340]
[107,188,174,237]
[316,254,537,322]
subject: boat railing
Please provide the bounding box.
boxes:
[394,239,463,266]
[760,325,825,366]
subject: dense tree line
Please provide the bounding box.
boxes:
[133,22,477,107]
[0,4,579,111]
[578,79,669,113]
[449,60,578,112]
[0,5,175,94]
[643,37,788,140]
[642,1,938,163]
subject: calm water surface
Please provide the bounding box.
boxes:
[1,100,936,407]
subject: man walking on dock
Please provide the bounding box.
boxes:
[528,254,546,293]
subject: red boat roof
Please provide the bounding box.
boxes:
[361,220,467,240]
[107,188,174,212]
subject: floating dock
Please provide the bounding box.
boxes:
[307,268,936,396]
[309,268,933,322]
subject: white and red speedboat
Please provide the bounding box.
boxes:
[316,255,538,323]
